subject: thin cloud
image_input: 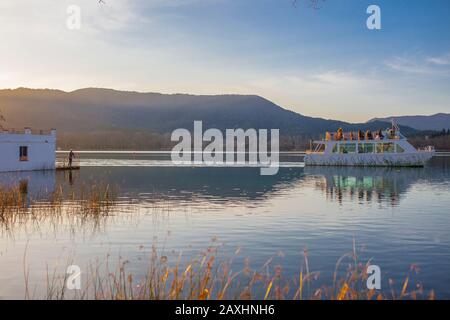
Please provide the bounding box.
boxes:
[386,56,450,75]
[427,54,450,66]
[247,71,374,95]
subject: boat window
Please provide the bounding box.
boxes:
[384,143,396,153]
[332,144,338,153]
[339,143,356,153]
[396,145,405,153]
[376,143,383,153]
[315,144,326,153]
[358,143,374,153]
[376,143,396,153]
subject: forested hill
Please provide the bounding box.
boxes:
[0,87,420,150]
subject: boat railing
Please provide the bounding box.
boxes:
[418,146,435,152]
[322,129,406,142]
[323,135,404,142]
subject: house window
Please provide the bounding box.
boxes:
[19,146,28,161]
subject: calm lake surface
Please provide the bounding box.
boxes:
[1,152,450,299]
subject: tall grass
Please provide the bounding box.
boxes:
[31,242,434,300]
[2,183,435,300]
[0,182,120,233]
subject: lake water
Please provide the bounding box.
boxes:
[1,153,449,299]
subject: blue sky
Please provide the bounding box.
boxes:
[1,0,449,122]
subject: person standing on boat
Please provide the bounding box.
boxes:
[68,150,75,167]
[336,128,343,140]
[376,129,384,140]
[358,130,364,140]
[349,131,355,141]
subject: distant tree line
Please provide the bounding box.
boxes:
[57,131,173,151]
[409,134,450,152]
[57,130,450,152]
[0,109,5,130]
[56,130,318,151]
[430,129,450,138]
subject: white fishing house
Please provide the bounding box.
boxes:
[0,128,56,173]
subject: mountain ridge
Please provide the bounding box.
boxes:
[369,113,450,131]
[0,87,420,138]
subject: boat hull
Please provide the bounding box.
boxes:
[304,152,434,167]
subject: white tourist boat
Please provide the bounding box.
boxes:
[305,125,435,167]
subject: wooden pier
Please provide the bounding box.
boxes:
[56,164,80,171]
[56,159,80,171]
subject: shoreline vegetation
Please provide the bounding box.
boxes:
[28,241,434,300]
[0,182,120,233]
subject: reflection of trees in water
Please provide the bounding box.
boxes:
[56,167,306,206]
[1,167,306,235]
[2,157,449,233]
[304,158,450,206]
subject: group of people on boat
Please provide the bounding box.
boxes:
[325,127,398,141]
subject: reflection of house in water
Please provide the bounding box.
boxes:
[0,170,56,201]
[304,166,429,206]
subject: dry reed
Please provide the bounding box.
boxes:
[31,242,434,300]
[0,182,120,233]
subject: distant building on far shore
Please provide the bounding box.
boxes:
[0,128,56,173]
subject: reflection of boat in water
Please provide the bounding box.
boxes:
[305,124,434,167]
[304,166,428,206]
